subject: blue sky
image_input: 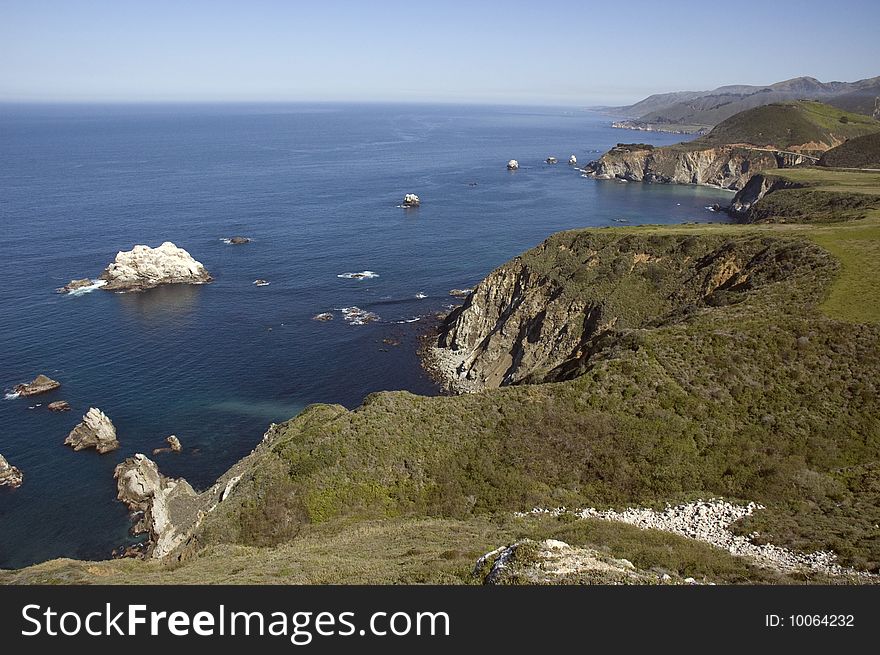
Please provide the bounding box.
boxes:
[1,0,878,105]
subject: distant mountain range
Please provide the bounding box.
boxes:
[599,76,880,132]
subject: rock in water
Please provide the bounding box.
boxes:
[545,156,558,164]
[402,193,420,207]
[64,407,120,453]
[114,455,199,558]
[166,435,182,452]
[57,278,94,294]
[449,288,473,297]
[507,159,519,170]
[312,312,334,321]
[227,236,250,244]
[47,400,71,412]
[14,374,61,397]
[569,154,577,165]
[99,242,212,291]
[0,454,23,489]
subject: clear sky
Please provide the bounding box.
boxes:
[2,0,879,106]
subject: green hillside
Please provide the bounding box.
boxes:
[819,132,880,168]
[695,101,880,151]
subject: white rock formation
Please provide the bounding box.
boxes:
[64,407,120,453]
[115,454,199,558]
[569,154,577,165]
[0,454,24,488]
[166,435,182,452]
[99,242,212,291]
[402,193,420,206]
[507,159,519,170]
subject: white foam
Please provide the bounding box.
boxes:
[66,279,108,296]
[253,280,270,286]
[4,392,20,400]
[339,306,380,325]
[395,317,421,324]
[337,271,379,280]
[415,292,427,299]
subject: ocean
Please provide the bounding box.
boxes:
[0,102,730,568]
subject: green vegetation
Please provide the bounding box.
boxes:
[819,132,880,169]
[693,101,880,151]
[745,169,880,224]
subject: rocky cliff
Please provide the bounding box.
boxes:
[431,230,827,392]
[584,143,808,190]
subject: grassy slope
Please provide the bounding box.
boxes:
[819,132,880,169]
[677,101,880,152]
[3,219,878,584]
[1,515,817,585]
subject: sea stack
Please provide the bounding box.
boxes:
[402,193,420,207]
[99,242,212,291]
[13,374,61,397]
[0,454,23,489]
[507,159,519,170]
[64,407,120,453]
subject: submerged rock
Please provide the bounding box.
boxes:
[545,156,558,164]
[57,278,94,294]
[226,236,251,245]
[99,242,212,291]
[64,407,119,453]
[448,288,473,298]
[402,193,420,207]
[507,159,519,170]
[253,279,270,286]
[0,454,23,489]
[14,374,61,397]
[313,312,334,321]
[114,455,199,558]
[47,400,71,412]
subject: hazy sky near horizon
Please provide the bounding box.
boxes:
[2,0,879,105]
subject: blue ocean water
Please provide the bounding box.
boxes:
[0,103,730,568]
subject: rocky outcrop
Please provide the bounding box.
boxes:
[64,407,119,453]
[507,159,519,170]
[568,155,577,165]
[402,193,420,207]
[166,435,182,452]
[727,173,804,220]
[473,539,664,585]
[47,400,71,412]
[13,374,61,397]
[430,231,827,392]
[584,144,787,190]
[226,236,250,245]
[545,156,558,164]
[0,454,23,489]
[99,242,212,291]
[115,455,200,558]
[111,420,289,560]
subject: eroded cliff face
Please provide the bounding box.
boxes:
[727,174,804,221]
[432,231,819,392]
[585,144,812,190]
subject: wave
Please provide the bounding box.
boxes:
[395,317,421,324]
[337,271,379,280]
[339,306,380,325]
[415,292,427,299]
[4,391,20,400]
[66,279,108,296]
